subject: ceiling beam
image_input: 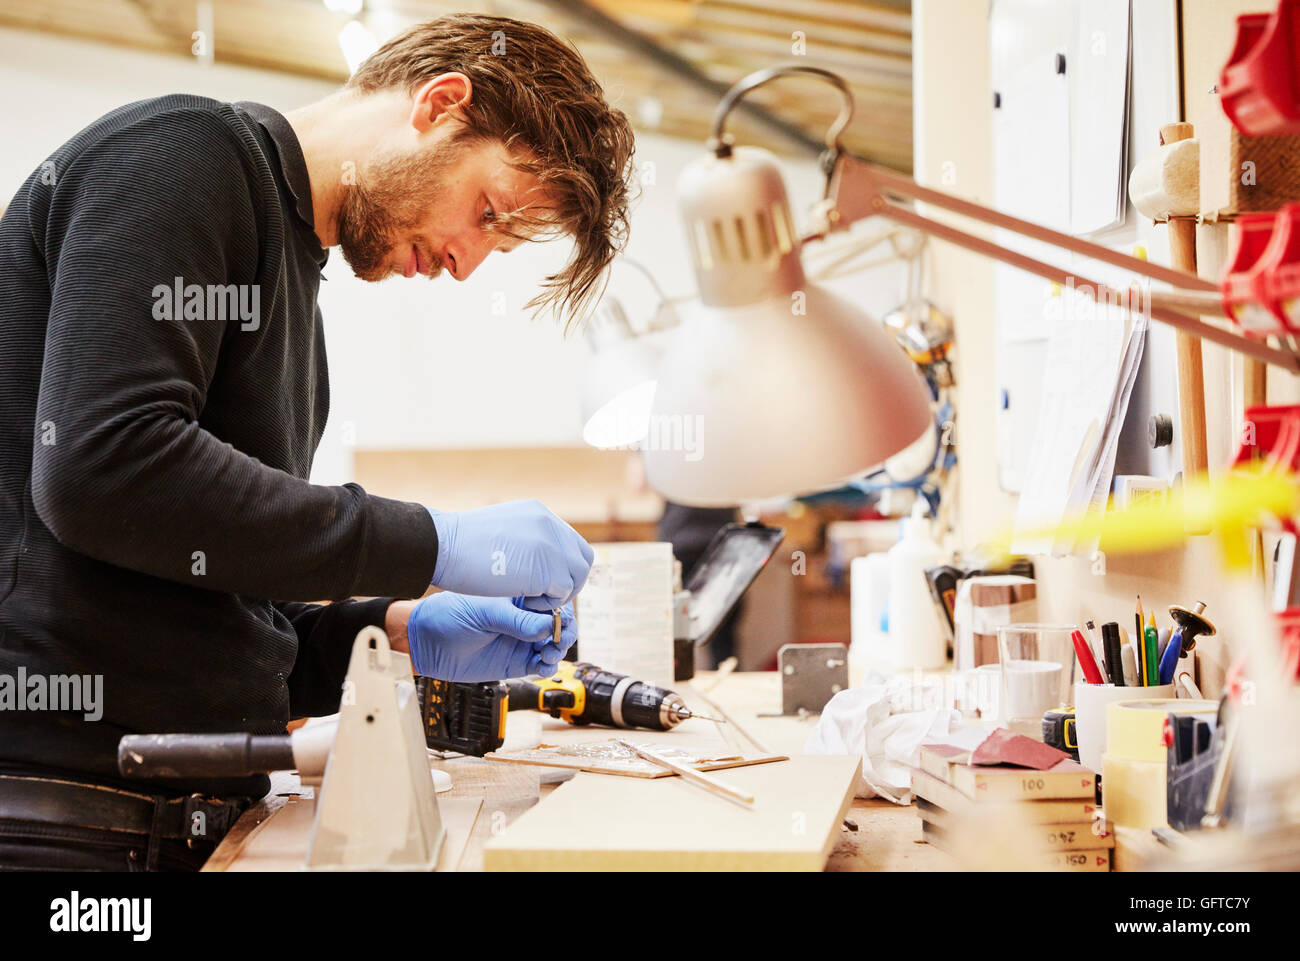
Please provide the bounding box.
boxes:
[538,0,832,158]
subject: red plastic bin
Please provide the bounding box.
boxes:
[1219,0,1300,136]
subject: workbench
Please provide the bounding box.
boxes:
[205,670,954,872]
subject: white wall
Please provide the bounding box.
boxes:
[2,25,911,486]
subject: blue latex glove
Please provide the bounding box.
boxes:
[428,500,595,612]
[407,592,577,682]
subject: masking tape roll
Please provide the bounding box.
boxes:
[1105,698,1218,763]
[1100,754,1167,830]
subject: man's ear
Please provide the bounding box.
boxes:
[410,72,473,134]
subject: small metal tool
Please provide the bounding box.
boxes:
[552,608,562,649]
[615,738,754,807]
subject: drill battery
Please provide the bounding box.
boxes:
[414,676,508,757]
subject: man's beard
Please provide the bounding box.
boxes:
[337,138,463,281]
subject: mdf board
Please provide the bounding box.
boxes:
[209,790,485,873]
[483,755,861,872]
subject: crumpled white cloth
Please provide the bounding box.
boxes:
[804,670,961,804]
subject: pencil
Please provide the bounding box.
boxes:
[1135,595,1145,682]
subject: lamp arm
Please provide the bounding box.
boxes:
[815,153,1300,373]
[709,65,854,161]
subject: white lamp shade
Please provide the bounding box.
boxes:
[582,375,657,449]
[642,284,932,505]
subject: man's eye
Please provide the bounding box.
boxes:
[482,203,496,225]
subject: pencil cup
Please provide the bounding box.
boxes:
[1074,681,1173,773]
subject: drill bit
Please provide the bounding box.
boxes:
[665,702,725,725]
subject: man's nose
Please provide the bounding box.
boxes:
[448,231,498,281]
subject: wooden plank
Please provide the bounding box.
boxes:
[202,770,305,873]
[206,773,485,872]
[434,754,541,873]
[829,798,956,871]
[482,754,861,871]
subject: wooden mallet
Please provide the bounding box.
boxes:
[1128,122,1213,533]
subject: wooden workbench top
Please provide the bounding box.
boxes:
[207,670,953,872]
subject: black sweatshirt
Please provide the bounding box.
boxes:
[0,96,438,798]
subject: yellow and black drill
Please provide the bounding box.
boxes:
[505,661,708,730]
[416,662,713,757]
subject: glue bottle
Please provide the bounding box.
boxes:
[887,501,947,670]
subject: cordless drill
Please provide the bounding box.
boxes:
[416,661,713,757]
[505,661,706,730]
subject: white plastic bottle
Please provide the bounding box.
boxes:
[849,553,892,668]
[886,502,948,670]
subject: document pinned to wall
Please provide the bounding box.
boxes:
[1070,0,1132,235]
[576,542,675,689]
[1011,284,1147,557]
[990,0,1149,495]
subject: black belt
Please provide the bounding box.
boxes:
[0,774,250,870]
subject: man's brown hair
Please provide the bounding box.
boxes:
[348,14,635,325]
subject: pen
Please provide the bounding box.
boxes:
[1120,625,1140,685]
[1072,629,1105,684]
[1144,614,1159,688]
[1084,619,1106,676]
[1121,643,1138,687]
[1135,595,1144,667]
[1102,621,1124,686]
[1175,669,1203,699]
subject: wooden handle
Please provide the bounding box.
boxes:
[1244,358,1268,407]
[1168,218,1208,481]
[1160,122,1195,146]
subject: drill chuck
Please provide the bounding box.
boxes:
[568,663,683,730]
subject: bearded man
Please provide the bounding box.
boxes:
[0,14,635,870]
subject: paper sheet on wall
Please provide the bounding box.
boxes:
[1011,288,1147,556]
[1070,0,1132,235]
[576,542,675,689]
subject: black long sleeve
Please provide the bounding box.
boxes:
[0,95,437,795]
[280,598,396,719]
